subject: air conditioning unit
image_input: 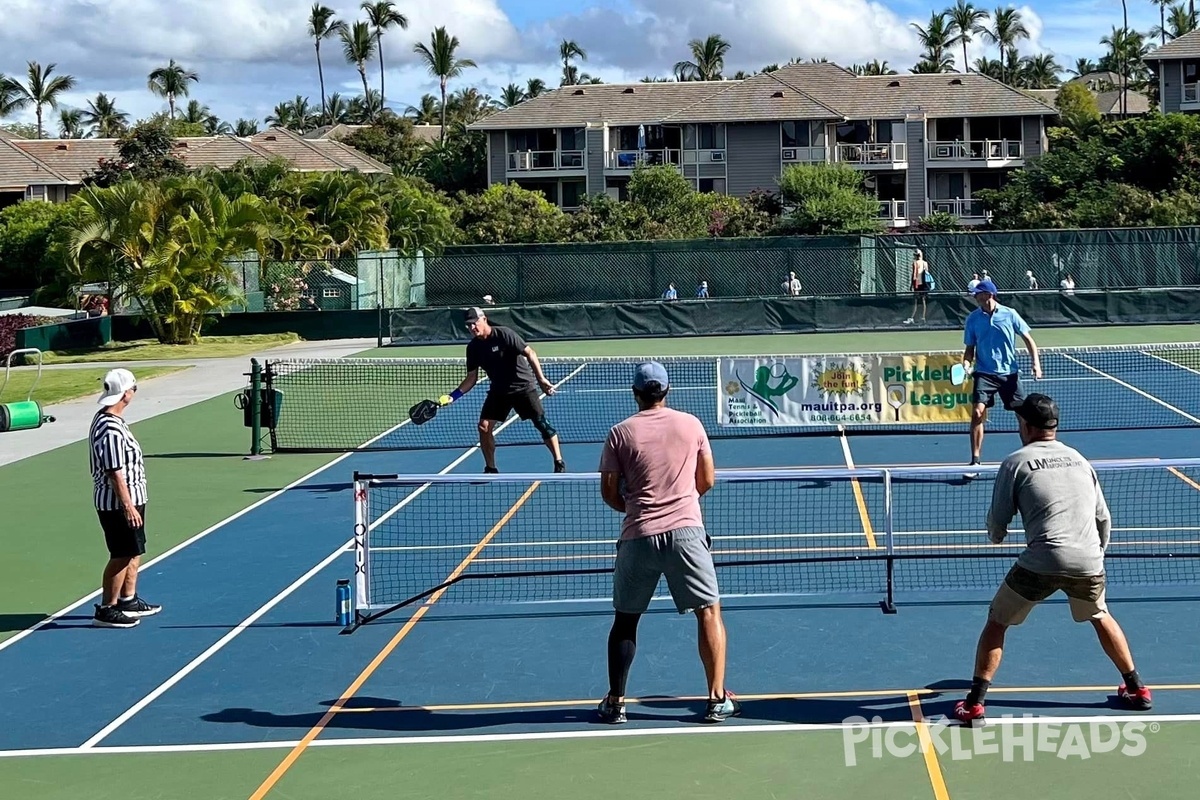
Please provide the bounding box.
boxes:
[934,145,953,158]
[782,148,797,161]
[515,151,531,170]
[710,151,725,162]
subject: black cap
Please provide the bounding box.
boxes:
[1014,393,1059,429]
[465,306,485,323]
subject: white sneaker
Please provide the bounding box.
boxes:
[903,318,914,324]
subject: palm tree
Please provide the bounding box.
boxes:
[182,99,216,128]
[525,78,546,98]
[323,92,350,125]
[58,109,85,139]
[308,4,346,120]
[340,21,377,104]
[1156,2,1200,38]
[911,13,958,72]
[405,94,440,124]
[559,39,587,86]
[234,119,260,136]
[148,60,199,119]
[0,74,29,121]
[674,34,731,81]
[851,60,898,75]
[13,62,77,139]
[500,83,525,107]
[413,26,477,142]
[82,93,128,137]
[362,1,408,113]
[1070,57,1100,76]
[1019,53,1062,88]
[945,1,990,73]
[981,7,1029,84]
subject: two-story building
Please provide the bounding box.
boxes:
[1144,31,1200,114]
[468,61,1058,227]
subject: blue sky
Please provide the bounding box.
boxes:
[0,0,1171,133]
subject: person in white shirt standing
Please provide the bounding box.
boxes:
[89,368,161,628]
[782,272,801,296]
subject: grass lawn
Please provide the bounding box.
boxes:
[39,333,301,363]
[0,366,186,406]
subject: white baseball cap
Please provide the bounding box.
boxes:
[97,368,137,406]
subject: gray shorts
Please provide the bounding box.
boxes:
[612,526,721,615]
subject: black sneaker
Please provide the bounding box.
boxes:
[93,604,139,628]
[596,695,627,724]
[964,458,981,480]
[483,466,499,474]
[554,460,567,473]
[117,596,162,618]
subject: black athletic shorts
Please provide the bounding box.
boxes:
[971,372,1024,410]
[480,388,544,423]
[97,505,147,559]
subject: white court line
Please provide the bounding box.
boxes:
[9,712,1200,759]
[0,384,432,657]
[1141,349,1200,380]
[1060,353,1200,425]
[78,364,590,750]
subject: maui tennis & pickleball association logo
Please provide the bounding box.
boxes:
[841,714,1158,766]
[734,363,800,416]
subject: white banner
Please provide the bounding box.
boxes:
[717,355,973,427]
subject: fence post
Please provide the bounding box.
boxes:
[250,358,262,456]
[376,257,384,349]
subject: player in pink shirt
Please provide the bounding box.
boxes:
[595,361,739,724]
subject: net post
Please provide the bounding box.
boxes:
[879,468,897,614]
[242,359,271,461]
[345,472,371,633]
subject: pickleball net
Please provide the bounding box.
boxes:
[262,342,1200,453]
[345,457,1200,630]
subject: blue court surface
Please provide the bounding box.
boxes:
[3,354,1200,790]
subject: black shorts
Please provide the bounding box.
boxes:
[480,388,544,423]
[97,505,147,559]
[972,372,1024,410]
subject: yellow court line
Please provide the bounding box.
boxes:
[907,691,951,800]
[247,481,542,800]
[850,480,878,550]
[1169,467,1200,494]
[327,683,1200,715]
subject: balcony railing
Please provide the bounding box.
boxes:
[781,146,828,163]
[604,149,683,170]
[927,139,1023,162]
[878,199,907,220]
[834,142,906,167]
[927,198,988,219]
[1184,83,1199,104]
[506,150,586,172]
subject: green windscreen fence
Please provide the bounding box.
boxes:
[419,226,1200,307]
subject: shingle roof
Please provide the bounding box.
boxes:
[1094,89,1153,115]
[12,139,118,182]
[0,137,70,190]
[468,63,1057,130]
[663,71,843,123]
[1143,30,1200,60]
[250,127,389,172]
[468,81,730,129]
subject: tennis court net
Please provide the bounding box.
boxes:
[347,457,1200,630]
[263,342,1200,453]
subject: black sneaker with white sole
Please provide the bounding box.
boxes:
[93,604,140,628]
[964,458,982,480]
[117,596,162,618]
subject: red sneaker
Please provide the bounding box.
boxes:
[953,700,986,726]
[1117,684,1153,711]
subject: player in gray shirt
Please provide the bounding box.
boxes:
[953,393,1153,725]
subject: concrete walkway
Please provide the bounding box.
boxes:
[0,338,377,467]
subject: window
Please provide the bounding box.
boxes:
[1186,61,1200,82]
[559,127,584,151]
[782,121,810,148]
[323,288,340,298]
[561,179,586,208]
[684,123,726,150]
[508,129,557,152]
[696,178,726,194]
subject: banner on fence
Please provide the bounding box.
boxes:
[717,354,973,427]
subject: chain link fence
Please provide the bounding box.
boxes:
[223,250,426,312]
[422,227,1200,307]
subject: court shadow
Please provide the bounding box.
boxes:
[200,694,921,734]
[145,452,240,459]
[0,613,48,632]
[242,483,348,495]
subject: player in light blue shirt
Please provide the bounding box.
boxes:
[962,279,1041,476]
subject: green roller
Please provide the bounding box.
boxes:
[1,348,56,433]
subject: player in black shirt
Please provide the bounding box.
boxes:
[440,307,567,473]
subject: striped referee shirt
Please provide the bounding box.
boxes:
[89,410,148,511]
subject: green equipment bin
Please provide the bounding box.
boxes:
[0,348,56,433]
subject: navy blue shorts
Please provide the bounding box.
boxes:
[971,372,1023,410]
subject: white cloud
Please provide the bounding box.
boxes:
[0,0,1171,132]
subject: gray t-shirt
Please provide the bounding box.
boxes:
[986,439,1112,576]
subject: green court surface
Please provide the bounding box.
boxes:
[4,321,1200,800]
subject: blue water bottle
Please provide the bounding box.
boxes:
[336,579,351,627]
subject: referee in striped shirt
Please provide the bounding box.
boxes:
[90,368,161,628]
